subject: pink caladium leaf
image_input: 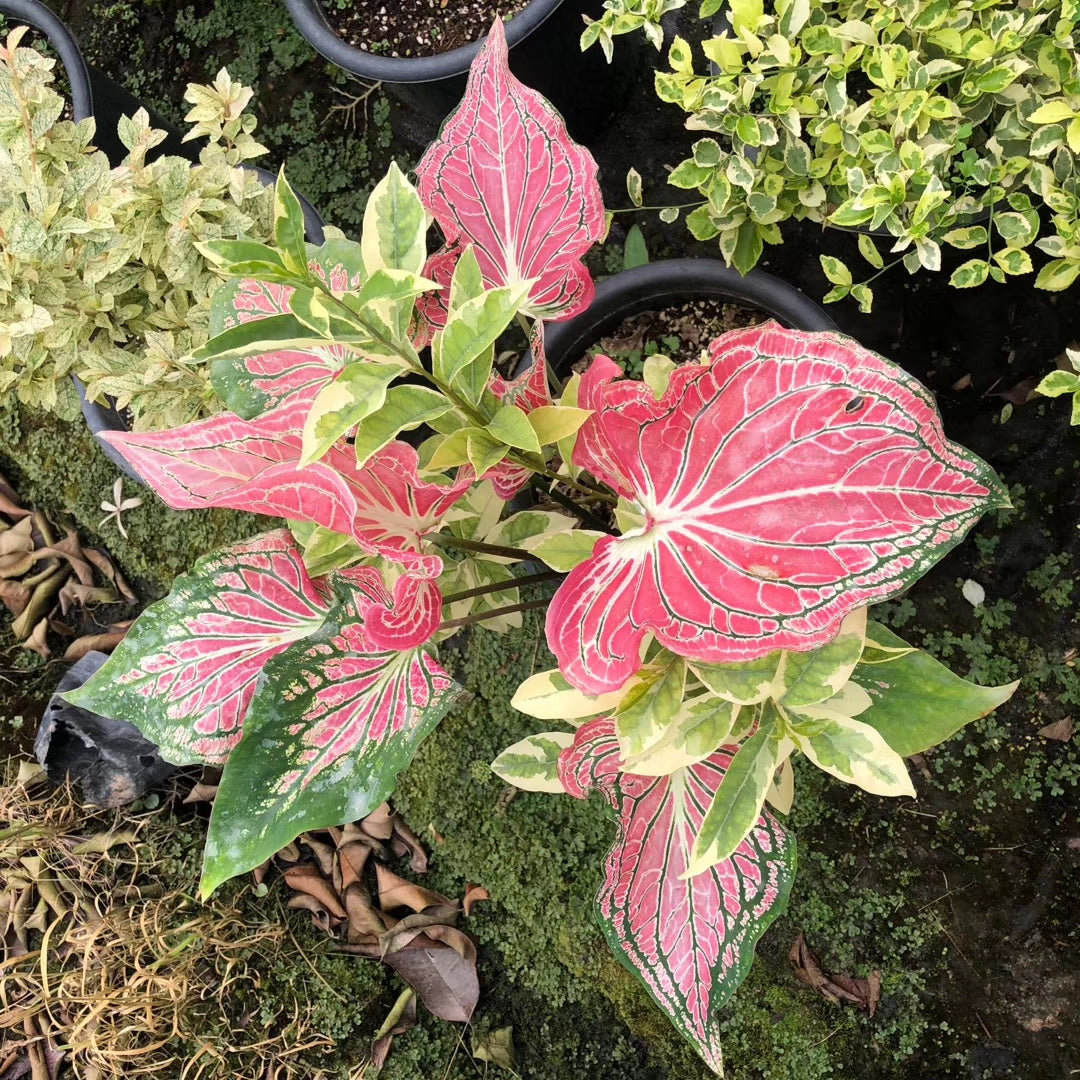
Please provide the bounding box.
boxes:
[558,717,794,1074]
[549,322,1010,693]
[209,278,345,419]
[200,567,461,896]
[62,530,332,764]
[414,19,605,325]
[101,399,364,538]
[486,322,554,499]
[104,413,471,572]
[327,439,473,563]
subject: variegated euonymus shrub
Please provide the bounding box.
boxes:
[67,21,1018,1071]
[0,29,274,428]
[585,0,1080,310]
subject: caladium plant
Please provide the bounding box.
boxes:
[65,19,1018,1070]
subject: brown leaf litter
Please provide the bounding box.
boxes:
[790,933,882,1017]
[0,474,136,660]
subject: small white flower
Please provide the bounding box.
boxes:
[962,579,985,608]
[98,477,143,539]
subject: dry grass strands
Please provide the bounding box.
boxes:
[0,762,343,1079]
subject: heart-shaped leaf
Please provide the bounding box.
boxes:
[548,322,1009,694]
[558,717,795,1074]
[415,19,605,324]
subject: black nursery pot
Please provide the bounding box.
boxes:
[541,258,840,380]
[283,0,634,141]
[0,2,325,481]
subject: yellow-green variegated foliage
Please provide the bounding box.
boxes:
[0,32,275,429]
[505,610,1018,880]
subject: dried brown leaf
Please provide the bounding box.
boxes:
[1038,718,1074,742]
[383,931,479,1023]
[390,815,429,874]
[282,864,347,920]
[62,631,127,662]
[286,893,339,935]
[462,884,491,917]
[361,803,395,841]
[0,580,30,615]
[20,619,50,659]
[82,548,137,604]
[375,864,456,917]
[789,934,880,1014]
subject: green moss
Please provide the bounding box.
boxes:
[0,399,259,595]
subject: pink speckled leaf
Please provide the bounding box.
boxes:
[548,322,1010,694]
[415,19,605,324]
[200,567,461,895]
[62,530,332,764]
[558,717,794,1074]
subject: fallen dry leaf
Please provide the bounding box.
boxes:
[473,1026,517,1072]
[463,884,491,917]
[1038,718,1074,742]
[790,933,882,1017]
[20,618,51,659]
[63,631,127,662]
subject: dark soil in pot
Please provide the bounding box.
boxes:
[325,0,529,57]
[576,296,764,376]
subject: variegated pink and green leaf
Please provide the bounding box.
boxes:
[549,322,1010,694]
[558,717,795,1074]
[200,567,461,896]
[103,411,470,568]
[63,531,332,765]
[208,278,346,420]
[415,19,605,325]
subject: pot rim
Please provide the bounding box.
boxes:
[541,257,839,374]
[283,0,565,83]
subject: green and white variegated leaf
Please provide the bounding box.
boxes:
[530,529,604,572]
[433,285,531,405]
[273,167,308,276]
[352,385,453,468]
[361,161,428,277]
[689,651,784,705]
[623,693,741,777]
[851,621,1018,756]
[686,704,782,877]
[860,618,918,662]
[614,657,687,760]
[442,480,506,543]
[764,754,795,815]
[511,667,634,723]
[789,711,916,799]
[491,731,574,792]
[773,607,867,708]
[200,575,461,897]
[484,509,578,557]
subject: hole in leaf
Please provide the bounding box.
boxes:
[844,395,867,414]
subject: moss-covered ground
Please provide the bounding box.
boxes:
[1,1,1078,1076]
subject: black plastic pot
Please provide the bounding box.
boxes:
[283,0,634,141]
[541,258,840,380]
